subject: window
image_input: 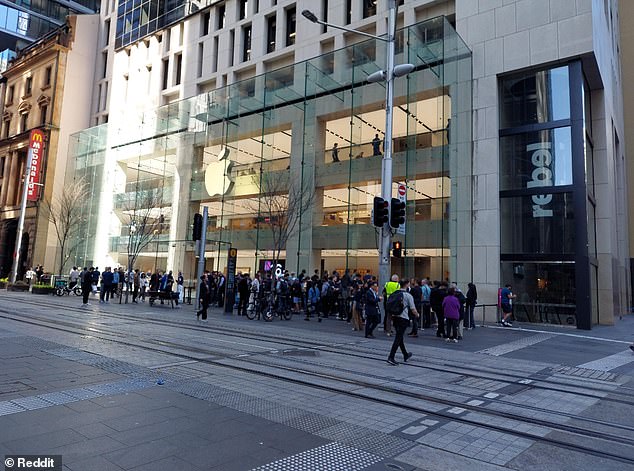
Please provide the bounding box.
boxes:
[322,0,328,33]
[165,28,171,51]
[104,18,111,46]
[212,36,219,73]
[162,58,169,89]
[2,121,8,139]
[239,0,248,20]
[285,7,296,46]
[345,0,352,24]
[363,0,376,18]
[178,24,183,46]
[217,4,225,30]
[6,85,14,104]
[229,29,235,66]
[242,25,252,62]
[44,66,52,87]
[0,157,4,177]
[201,11,210,36]
[175,54,182,85]
[102,52,108,79]
[20,113,28,133]
[254,0,259,14]
[25,77,32,96]
[501,66,570,129]
[267,15,276,53]
[40,105,47,126]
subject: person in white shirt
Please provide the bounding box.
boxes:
[69,266,80,288]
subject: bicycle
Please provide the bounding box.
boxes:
[56,282,82,297]
[246,292,274,322]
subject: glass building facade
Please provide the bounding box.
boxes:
[70,17,473,288]
[499,62,596,329]
[115,0,217,49]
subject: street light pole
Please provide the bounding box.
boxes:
[302,2,410,291]
[378,0,397,292]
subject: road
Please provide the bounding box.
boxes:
[1,291,634,471]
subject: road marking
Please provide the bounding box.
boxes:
[491,325,632,345]
[477,333,556,356]
[577,350,634,371]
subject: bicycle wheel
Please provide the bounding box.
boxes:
[263,306,273,322]
[246,301,257,320]
[73,286,82,296]
[55,288,64,297]
[281,309,293,320]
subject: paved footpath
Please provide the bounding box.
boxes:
[1,290,634,471]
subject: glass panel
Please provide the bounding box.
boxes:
[500,66,570,129]
[500,192,575,255]
[69,17,472,288]
[500,127,573,191]
[500,262,576,325]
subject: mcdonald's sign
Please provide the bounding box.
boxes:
[27,129,44,201]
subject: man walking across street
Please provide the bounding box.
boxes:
[386,279,420,366]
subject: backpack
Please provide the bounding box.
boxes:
[385,290,405,317]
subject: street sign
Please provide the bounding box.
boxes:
[396,183,406,235]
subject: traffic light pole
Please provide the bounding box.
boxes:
[378,0,397,294]
[194,206,208,309]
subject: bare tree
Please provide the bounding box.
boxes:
[42,178,90,276]
[121,188,164,273]
[252,171,315,270]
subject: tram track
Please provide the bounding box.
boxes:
[1,303,634,465]
[3,295,633,404]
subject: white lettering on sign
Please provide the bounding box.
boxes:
[527,142,553,218]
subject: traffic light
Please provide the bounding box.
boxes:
[372,197,389,227]
[392,241,402,258]
[193,213,203,240]
[390,198,405,228]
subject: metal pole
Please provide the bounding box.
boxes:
[10,148,34,283]
[195,206,208,307]
[378,0,397,292]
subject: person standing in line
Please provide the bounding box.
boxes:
[372,134,382,156]
[237,273,250,316]
[466,282,477,329]
[197,274,210,322]
[140,272,148,302]
[421,278,432,328]
[331,143,340,162]
[69,266,80,289]
[132,269,140,303]
[364,281,382,338]
[111,268,119,299]
[451,282,466,340]
[443,287,461,343]
[386,279,419,365]
[408,278,423,337]
[177,271,184,303]
[430,281,447,338]
[100,267,113,303]
[383,274,400,337]
[500,284,516,326]
[91,266,100,297]
[80,267,92,307]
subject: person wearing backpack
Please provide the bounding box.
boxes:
[383,274,400,336]
[386,279,420,366]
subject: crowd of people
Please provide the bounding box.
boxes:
[200,268,482,364]
[71,266,187,307]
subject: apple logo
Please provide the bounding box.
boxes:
[204,147,234,197]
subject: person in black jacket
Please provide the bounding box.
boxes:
[409,278,423,337]
[197,274,210,322]
[364,282,382,338]
[430,281,448,338]
[466,282,478,329]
